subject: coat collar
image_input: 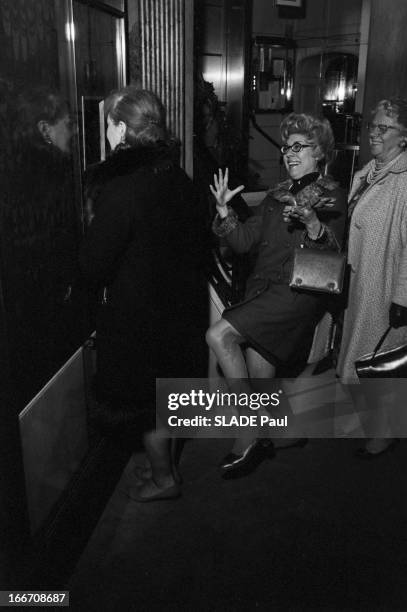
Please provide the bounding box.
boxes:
[350,150,407,201]
[85,140,180,198]
[269,173,339,202]
[356,150,407,181]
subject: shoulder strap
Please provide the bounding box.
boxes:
[371,326,392,359]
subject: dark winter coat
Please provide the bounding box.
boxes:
[79,143,208,413]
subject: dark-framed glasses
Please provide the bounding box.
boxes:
[281,142,313,155]
[366,122,401,135]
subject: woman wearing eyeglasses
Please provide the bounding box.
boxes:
[206,112,346,479]
[337,98,407,457]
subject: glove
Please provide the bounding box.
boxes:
[389,302,407,328]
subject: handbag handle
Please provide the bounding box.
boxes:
[371,326,392,360]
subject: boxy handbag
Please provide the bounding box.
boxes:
[289,247,346,295]
[355,326,407,378]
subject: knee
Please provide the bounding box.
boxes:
[205,323,221,350]
[206,320,237,352]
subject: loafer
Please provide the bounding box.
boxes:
[355,438,399,460]
[220,439,275,480]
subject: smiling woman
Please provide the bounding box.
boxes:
[337,97,407,457]
[206,113,347,479]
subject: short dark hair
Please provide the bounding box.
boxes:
[105,87,167,146]
[372,98,407,131]
[280,113,335,164]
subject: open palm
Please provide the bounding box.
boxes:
[209,168,244,216]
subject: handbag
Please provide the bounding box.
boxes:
[355,326,407,378]
[289,247,346,295]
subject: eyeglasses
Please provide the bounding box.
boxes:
[281,142,313,155]
[366,122,401,135]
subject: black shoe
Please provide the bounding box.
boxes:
[355,439,399,460]
[220,440,275,480]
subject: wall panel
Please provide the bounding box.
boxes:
[130,0,190,171]
[360,0,407,164]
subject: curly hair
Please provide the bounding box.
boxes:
[372,98,407,131]
[105,87,168,147]
[280,113,335,165]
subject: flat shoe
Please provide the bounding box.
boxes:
[355,439,399,459]
[128,483,181,502]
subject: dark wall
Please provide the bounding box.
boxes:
[360,0,407,164]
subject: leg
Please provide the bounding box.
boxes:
[129,431,181,501]
[246,347,307,451]
[246,347,276,379]
[133,436,182,484]
[207,322,276,476]
[143,431,173,487]
[220,347,276,477]
[229,347,275,452]
[206,318,249,384]
[349,384,397,456]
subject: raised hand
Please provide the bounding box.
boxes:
[209,168,244,218]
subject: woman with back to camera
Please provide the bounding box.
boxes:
[337,98,407,457]
[206,113,347,479]
[80,87,207,501]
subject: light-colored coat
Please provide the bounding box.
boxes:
[337,151,407,382]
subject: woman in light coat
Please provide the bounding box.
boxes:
[337,98,407,456]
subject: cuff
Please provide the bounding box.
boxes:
[212,208,239,237]
[303,224,340,250]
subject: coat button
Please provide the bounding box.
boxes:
[261,240,269,246]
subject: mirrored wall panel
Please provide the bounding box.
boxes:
[0,0,125,409]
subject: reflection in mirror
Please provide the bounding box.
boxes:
[1,87,85,407]
[0,0,87,412]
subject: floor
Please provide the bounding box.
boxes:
[67,426,407,611]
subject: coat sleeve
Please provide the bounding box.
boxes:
[393,195,407,307]
[212,204,263,254]
[79,179,132,286]
[303,186,347,251]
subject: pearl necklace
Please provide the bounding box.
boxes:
[366,151,403,184]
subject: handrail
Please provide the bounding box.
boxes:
[249,111,281,152]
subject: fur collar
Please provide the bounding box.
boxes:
[269,174,339,210]
[269,174,339,200]
[85,140,180,198]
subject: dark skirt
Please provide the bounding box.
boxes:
[223,280,325,369]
